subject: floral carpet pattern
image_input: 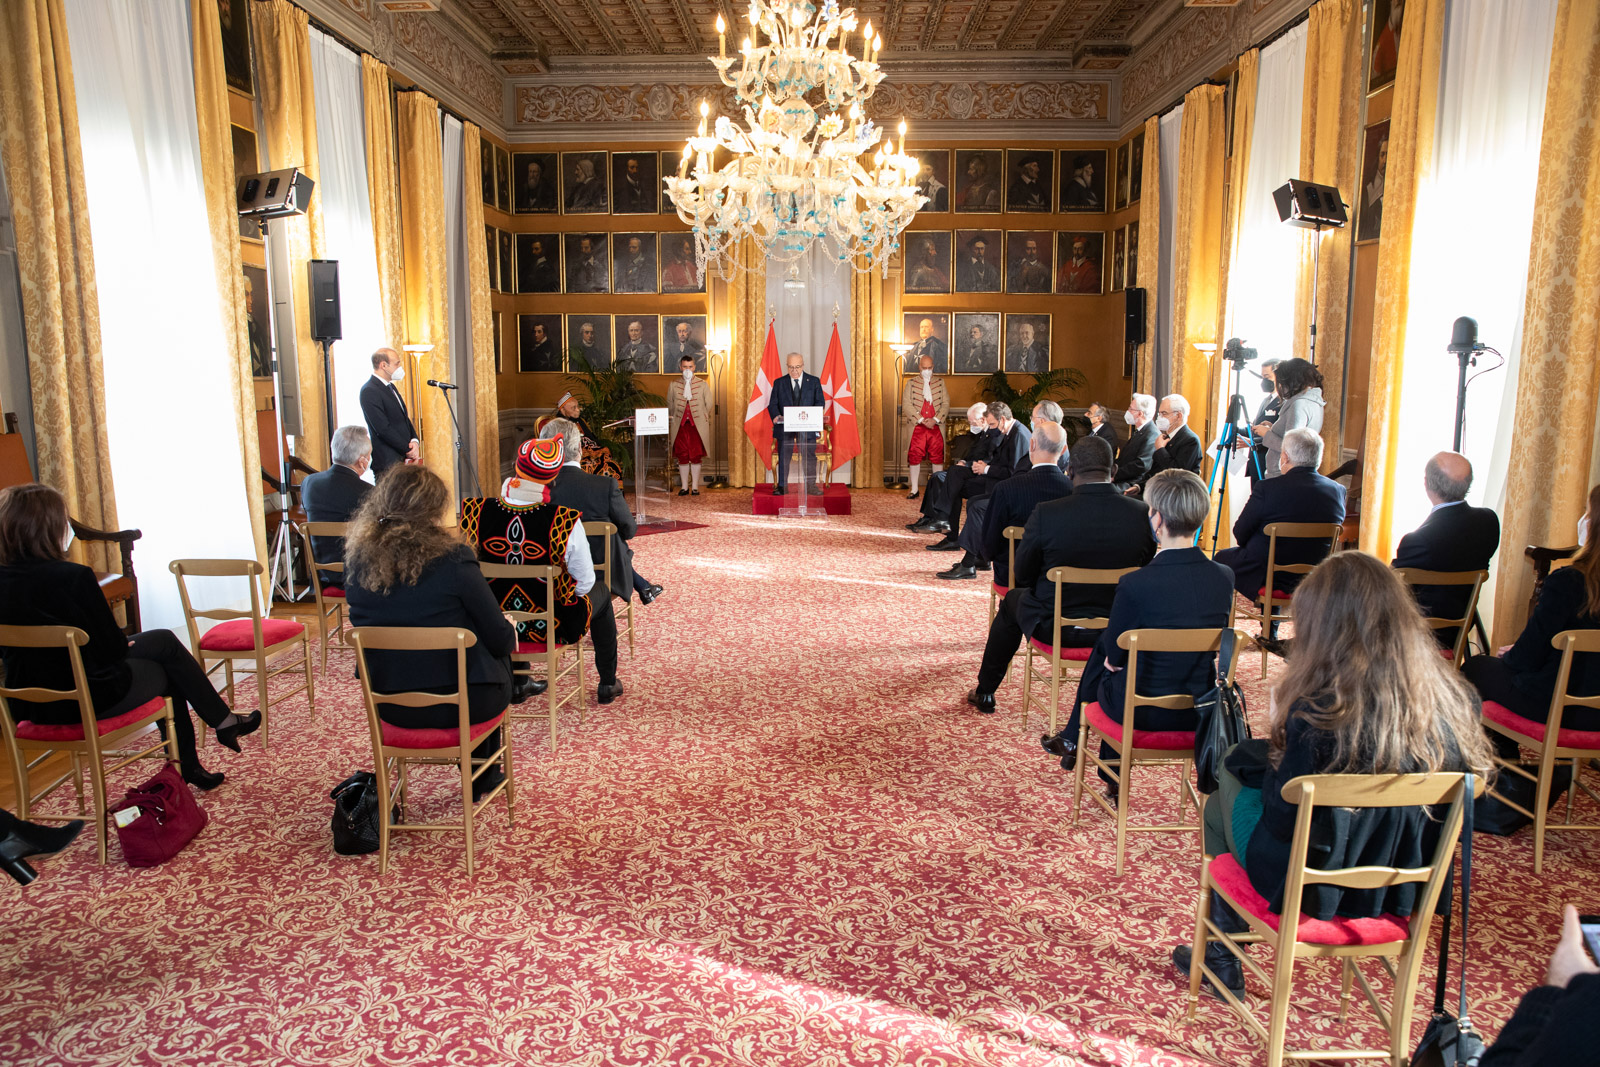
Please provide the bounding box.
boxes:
[2,491,1595,1066]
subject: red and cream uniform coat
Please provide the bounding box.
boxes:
[901,372,950,466]
[667,372,713,466]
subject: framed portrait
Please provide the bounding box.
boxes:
[952,312,1000,375]
[1114,142,1130,211]
[242,264,270,378]
[497,230,514,293]
[911,149,951,212]
[900,312,950,375]
[659,151,682,213]
[484,225,497,292]
[953,228,1002,293]
[512,151,558,214]
[1056,230,1105,295]
[659,232,705,293]
[563,233,610,293]
[1111,226,1127,293]
[1005,230,1053,294]
[952,149,1003,213]
[612,232,658,294]
[1003,314,1051,374]
[518,314,563,373]
[611,152,659,214]
[1058,149,1107,212]
[493,310,503,374]
[663,315,709,373]
[1004,150,1053,213]
[231,125,260,241]
[1125,222,1140,288]
[1368,0,1403,94]
[567,314,613,371]
[560,150,608,214]
[480,140,495,206]
[494,146,511,214]
[219,0,251,96]
[1129,132,1145,205]
[1357,121,1390,243]
[614,315,661,374]
[902,231,951,295]
[515,233,561,293]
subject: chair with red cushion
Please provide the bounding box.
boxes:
[295,520,352,676]
[1481,628,1600,873]
[1019,564,1138,736]
[585,521,635,660]
[349,626,513,876]
[1074,627,1246,876]
[169,558,314,748]
[1393,567,1487,669]
[988,526,1026,625]
[479,562,586,751]
[1235,521,1343,675]
[1186,772,1477,1067]
[0,624,177,864]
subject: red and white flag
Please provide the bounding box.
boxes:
[820,322,860,471]
[743,322,782,471]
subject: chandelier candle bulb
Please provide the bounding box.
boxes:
[716,15,726,57]
[898,120,906,156]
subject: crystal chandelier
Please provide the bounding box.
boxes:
[662,0,927,279]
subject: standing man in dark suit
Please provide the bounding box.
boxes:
[938,420,1072,581]
[359,347,418,475]
[966,436,1157,714]
[1113,393,1159,492]
[1215,427,1346,604]
[1392,451,1500,647]
[768,352,825,496]
[927,401,1030,551]
[1148,393,1203,478]
[1084,401,1119,450]
[298,426,373,588]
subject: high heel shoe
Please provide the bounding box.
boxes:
[0,809,85,886]
[181,765,225,791]
[215,710,262,753]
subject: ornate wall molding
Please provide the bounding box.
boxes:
[393,13,503,118]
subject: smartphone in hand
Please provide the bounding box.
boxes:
[1580,914,1600,963]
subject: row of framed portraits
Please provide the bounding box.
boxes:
[904,229,1122,296]
[485,227,705,295]
[897,312,1055,376]
[481,146,681,217]
[497,312,711,375]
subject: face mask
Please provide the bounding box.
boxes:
[920,368,932,381]
[682,368,693,380]
[1262,378,1276,394]
[61,525,75,554]
[1581,514,1590,548]
[969,422,984,434]
[1124,411,1136,425]
[1155,416,1171,434]
[390,365,405,382]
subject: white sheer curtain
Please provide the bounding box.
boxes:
[309,28,385,437]
[64,0,256,632]
[1153,105,1183,398]
[441,114,476,497]
[768,242,850,482]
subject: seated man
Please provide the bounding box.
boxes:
[939,418,1071,581]
[927,401,1030,551]
[1148,393,1203,478]
[298,425,373,588]
[909,404,993,533]
[965,436,1157,714]
[1113,393,1160,493]
[551,391,624,483]
[1391,450,1500,648]
[1041,470,1235,785]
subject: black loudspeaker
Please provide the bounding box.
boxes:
[1272,179,1348,229]
[308,260,341,342]
[1124,287,1147,346]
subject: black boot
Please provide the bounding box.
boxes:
[180,760,225,792]
[0,809,85,885]
[1171,942,1246,1001]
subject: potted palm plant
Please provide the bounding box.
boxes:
[975,367,1089,439]
[565,353,666,477]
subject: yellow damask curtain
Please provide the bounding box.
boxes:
[1296,0,1362,466]
[1491,0,1600,643]
[724,239,766,488]
[190,0,268,583]
[1134,114,1161,393]
[1358,0,1446,560]
[362,55,404,349]
[250,0,329,468]
[461,123,500,491]
[395,90,455,503]
[0,0,119,551]
[848,264,883,488]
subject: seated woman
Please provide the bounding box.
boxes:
[0,484,260,790]
[1172,551,1494,997]
[1463,483,1600,759]
[342,465,517,800]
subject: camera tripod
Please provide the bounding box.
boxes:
[1205,358,1262,557]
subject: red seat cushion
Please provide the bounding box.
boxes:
[1084,700,1196,750]
[1209,854,1412,947]
[1027,637,1093,661]
[514,639,576,654]
[321,586,346,599]
[991,582,1007,597]
[379,712,505,750]
[1482,700,1600,750]
[198,617,306,652]
[14,697,167,742]
[1256,587,1293,600]
[1439,647,1456,661]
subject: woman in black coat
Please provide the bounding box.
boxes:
[0,484,260,789]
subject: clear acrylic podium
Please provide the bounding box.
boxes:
[775,438,826,520]
[630,408,672,525]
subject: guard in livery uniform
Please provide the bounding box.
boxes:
[901,355,949,500]
[667,355,710,495]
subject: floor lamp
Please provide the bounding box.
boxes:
[887,345,914,488]
[707,343,729,486]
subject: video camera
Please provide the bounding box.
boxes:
[1222,337,1258,368]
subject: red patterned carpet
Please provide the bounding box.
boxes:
[2,490,1595,1066]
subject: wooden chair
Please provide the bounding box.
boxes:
[1525,544,1578,619]
[169,558,314,748]
[0,624,177,864]
[294,521,351,675]
[349,626,513,876]
[1019,565,1138,735]
[988,525,1025,623]
[1235,522,1343,674]
[1075,627,1246,876]
[1187,772,1477,1067]
[479,563,586,751]
[1481,629,1600,873]
[1393,568,1487,668]
[585,520,635,659]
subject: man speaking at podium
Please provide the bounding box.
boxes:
[769,352,825,496]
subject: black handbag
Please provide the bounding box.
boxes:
[1413,773,1486,1067]
[1473,763,1572,836]
[330,771,382,855]
[1192,628,1250,795]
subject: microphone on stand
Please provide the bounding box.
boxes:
[1447,316,1485,354]
[1448,316,1487,452]
[426,379,459,390]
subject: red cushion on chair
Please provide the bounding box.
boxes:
[515,638,579,654]
[1256,587,1293,600]
[14,697,167,742]
[1482,700,1600,750]
[991,582,1007,597]
[198,617,306,652]
[321,586,346,599]
[1084,700,1196,750]
[1027,637,1093,660]
[1439,648,1456,661]
[379,712,505,750]
[1209,854,1413,947]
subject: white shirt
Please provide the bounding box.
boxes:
[1429,499,1465,515]
[1031,460,1058,469]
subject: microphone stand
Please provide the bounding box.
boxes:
[1451,346,1479,453]
[430,381,481,501]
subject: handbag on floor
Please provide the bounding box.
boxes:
[330,771,382,855]
[109,762,208,868]
[1472,763,1572,836]
[1192,628,1250,795]
[1413,773,1485,1067]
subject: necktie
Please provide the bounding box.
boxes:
[391,383,406,415]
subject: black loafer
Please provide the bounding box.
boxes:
[512,677,548,702]
[926,537,962,551]
[214,710,262,753]
[906,491,920,500]
[691,489,700,496]
[678,489,690,496]
[1040,733,1077,762]
[937,565,978,580]
[639,583,664,605]
[771,487,785,496]
[975,561,991,571]
[966,689,997,714]
[906,519,934,531]
[597,682,624,704]
[927,521,951,534]
[1171,944,1246,1002]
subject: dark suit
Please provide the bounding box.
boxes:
[976,483,1156,692]
[1113,421,1159,491]
[942,420,1030,539]
[1247,393,1283,483]
[299,463,371,587]
[1215,465,1346,601]
[360,375,417,474]
[919,429,998,524]
[769,372,825,491]
[978,463,1073,585]
[1150,423,1203,477]
[543,464,630,684]
[1088,421,1119,449]
[1391,502,1500,647]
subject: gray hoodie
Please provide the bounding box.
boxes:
[1260,386,1325,477]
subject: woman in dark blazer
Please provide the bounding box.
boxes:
[343,465,515,800]
[0,484,259,790]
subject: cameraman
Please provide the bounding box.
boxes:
[1242,358,1281,484]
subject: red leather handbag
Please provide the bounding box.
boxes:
[109,762,208,867]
